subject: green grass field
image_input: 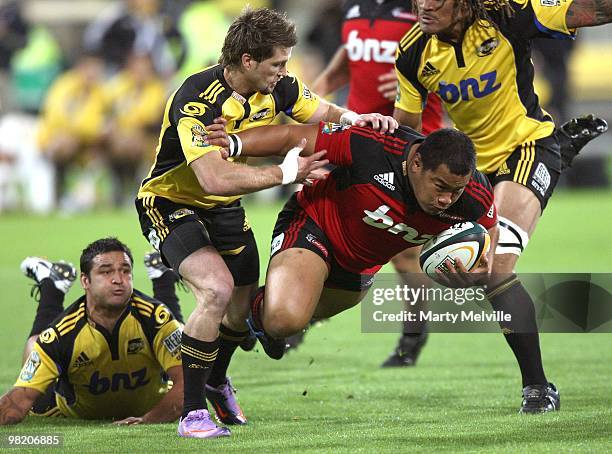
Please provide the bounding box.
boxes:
[0,190,611,452]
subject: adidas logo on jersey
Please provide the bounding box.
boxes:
[496,161,511,176]
[73,352,93,368]
[374,172,396,191]
[421,62,440,77]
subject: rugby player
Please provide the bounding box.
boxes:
[134,7,398,439]
[311,0,445,367]
[393,0,611,412]
[208,122,498,373]
[0,238,183,425]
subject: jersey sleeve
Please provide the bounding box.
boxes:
[14,330,61,393]
[394,39,428,114]
[508,0,576,39]
[152,319,183,372]
[171,83,224,165]
[273,73,321,123]
[314,122,354,166]
[465,173,497,230]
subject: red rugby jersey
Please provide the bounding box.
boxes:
[342,0,443,133]
[296,122,497,274]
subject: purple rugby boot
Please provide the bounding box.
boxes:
[206,377,247,425]
[177,409,231,439]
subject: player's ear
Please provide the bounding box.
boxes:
[242,53,254,70]
[80,273,89,290]
[411,151,423,172]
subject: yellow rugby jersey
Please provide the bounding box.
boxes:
[395,0,575,173]
[105,71,166,133]
[37,70,107,150]
[15,290,182,420]
[138,64,321,209]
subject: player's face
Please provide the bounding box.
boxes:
[81,251,133,309]
[249,46,292,94]
[410,161,470,215]
[416,0,464,37]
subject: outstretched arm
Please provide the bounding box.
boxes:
[566,0,612,27]
[0,387,41,425]
[233,124,321,158]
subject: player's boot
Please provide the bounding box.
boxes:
[205,377,247,425]
[519,382,560,414]
[557,114,608,171]
[177,409,231,438]
[239,333,257,352]
[20,256,76,294]
[246,314,286,360]
[144,250,172,280]
[380,331,428,368]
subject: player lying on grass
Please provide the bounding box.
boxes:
[0,238,187,425]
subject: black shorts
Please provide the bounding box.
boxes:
[486,135,561,210]
[136,196,259,286]
[270,195,375,292]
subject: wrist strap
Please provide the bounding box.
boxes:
[227,134,242,157]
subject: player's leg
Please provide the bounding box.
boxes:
[136,197,231,438]
[143,251,184,324]
[383,247,429,367]
[20,257,76,363]
[247,195,332,359]
[263,248,329,337]
[487,136,561,413]
[203,201,260,425]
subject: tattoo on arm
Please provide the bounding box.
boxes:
[0,388,35,425]
[566,0,612,28]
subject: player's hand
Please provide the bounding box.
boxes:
[113,416,144,426]
[354,113,398,134]
[377,70,398,101]
[434,256,490,288]
[205,117,230,157]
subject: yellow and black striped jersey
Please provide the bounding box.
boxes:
[137,64,321,209]
[15,290,182,420]
[395,0,575,173]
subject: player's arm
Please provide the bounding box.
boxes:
[311,46,350,96]
[190,146,327,196]
[178,117,327,196]
[0,387,42,425]
[230,124,320,158]
[565,0,612,27]
[114,366,183,425]
[393,107,422,132]
[308,99,398,133]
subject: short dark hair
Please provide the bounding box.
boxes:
[219,7,297,68]
[80,237,133,276]
[418,128,476,176]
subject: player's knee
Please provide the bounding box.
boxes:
[191,276,234,316]
[265,307,309,338]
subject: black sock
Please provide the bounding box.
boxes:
[207,324,249,388]
[181,332,218,417]
[152,271,183,324]
[29,279,65,337]
[487,275,547,387]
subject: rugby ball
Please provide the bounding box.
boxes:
[419,222,490,282]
